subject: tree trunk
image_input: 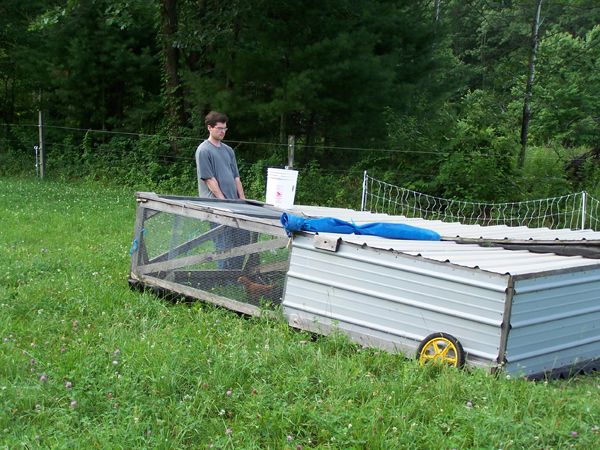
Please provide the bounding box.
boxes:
[305,112,316,151]
[279,113,286,145]
[518,0,543,168]
[160,0,186,152]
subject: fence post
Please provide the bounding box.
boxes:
[34,145,39,177]
[361,170,368,211]
[581,191,587,230]
[38,102,45,179]
[286,135,295,169]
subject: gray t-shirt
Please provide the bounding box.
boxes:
[195,140,240,199]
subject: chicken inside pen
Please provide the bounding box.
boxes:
[237,275,282,302]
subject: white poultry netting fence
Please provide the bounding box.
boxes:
[361,172,600,231]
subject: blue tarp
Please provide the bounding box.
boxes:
[280,213,441,241]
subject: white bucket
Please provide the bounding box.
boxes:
[265,168,298,209]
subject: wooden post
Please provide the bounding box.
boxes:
[286,135,295,169]
[38,93,45,179]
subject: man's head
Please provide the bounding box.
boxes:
[205,111,228,143]
[205,111,228,128]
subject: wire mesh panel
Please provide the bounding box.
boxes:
[130,194,290,314]
[362,173,600,231]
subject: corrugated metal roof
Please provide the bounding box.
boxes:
[291,205,600,243]
[305,232,600,276]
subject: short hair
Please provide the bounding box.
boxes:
[205,111,228,127]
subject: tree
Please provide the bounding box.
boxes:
[25,0,162,131]
[518,0,543,168]
[0,0,50,125]
[178,0,451,167]
[527,25,600,147]
[159,0,186,131]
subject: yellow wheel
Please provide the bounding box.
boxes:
[417,332,465,368]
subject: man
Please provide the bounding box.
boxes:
[195,111,245,200]
[195,111,251,271]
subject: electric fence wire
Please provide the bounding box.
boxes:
[2,122,582,161]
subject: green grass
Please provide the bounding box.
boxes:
[1,177,599,449]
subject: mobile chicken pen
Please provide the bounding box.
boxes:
[129,193,600,378]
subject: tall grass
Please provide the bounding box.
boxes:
[1,177,599,449]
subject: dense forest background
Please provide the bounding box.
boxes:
[1,0,600,207]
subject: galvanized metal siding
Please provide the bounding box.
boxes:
[505,269,600,375]
[283,234,510,364]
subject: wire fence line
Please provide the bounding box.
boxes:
[361,172,600,231]
[4,122,582,160]
[5,122,599,223]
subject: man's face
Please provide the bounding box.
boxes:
[208,122,228,141]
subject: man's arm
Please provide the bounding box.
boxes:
[204,177,226,199]
[235,177,246,200]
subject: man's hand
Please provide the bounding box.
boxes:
[205,177,226,199]
[235,177,245,200]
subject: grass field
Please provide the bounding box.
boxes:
[1,177,599,449]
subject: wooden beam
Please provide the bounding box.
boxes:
[137,237,289,275]
[148,224,226,264]
[130,204,150,275]
[134,192,287,237]
[248,260,290,275]
[131,273,266,317]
